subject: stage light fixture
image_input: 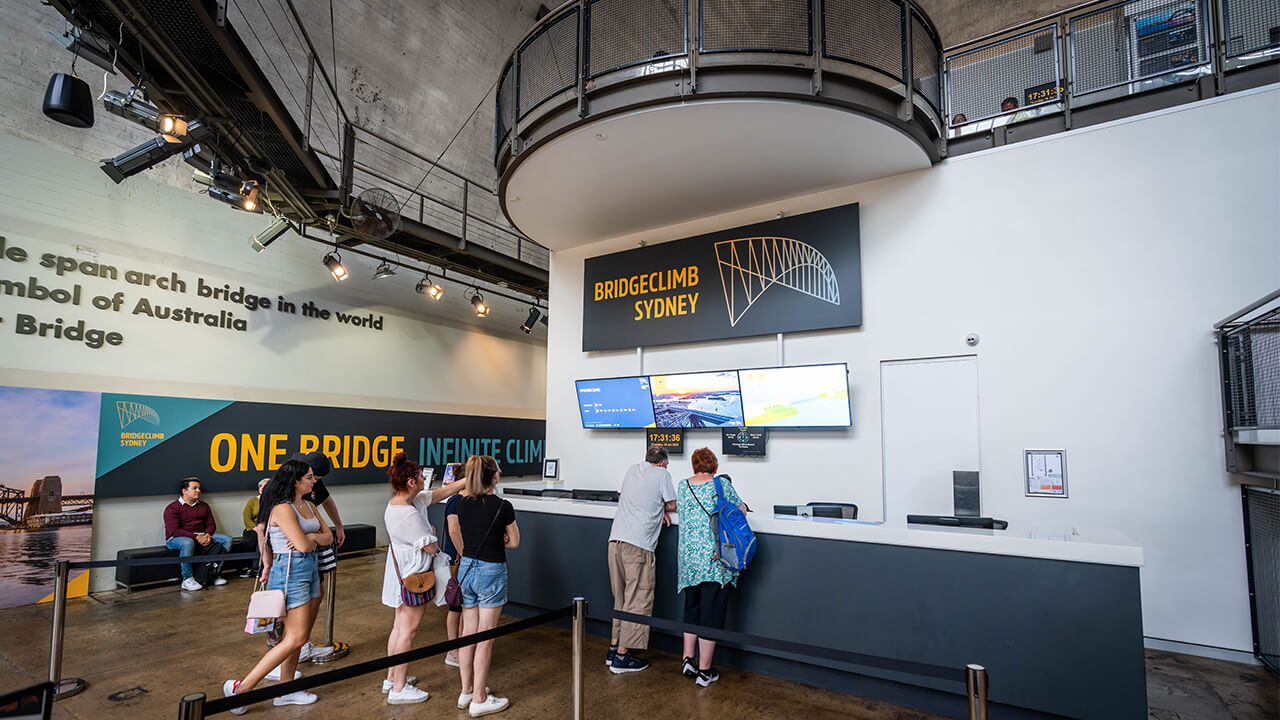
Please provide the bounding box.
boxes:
[101,118,209,183]
[373,259,396,280]
[250,217,290,253]
[521,307,542,334]
[322,251,348,282]
[469,290,489,318]
[158,114,189,138]
[415,274,444,300]
[239,181,260,212]
[102,89,160,127]
[540,313,549,327]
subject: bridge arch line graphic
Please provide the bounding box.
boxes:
[714,236,841,327]
[116,401,160,428]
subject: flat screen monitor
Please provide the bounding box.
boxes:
[0,682,53,720]
[737,363,851,428]
[575,376,656,428]
[650,370,745,428]
[722,426,767,456]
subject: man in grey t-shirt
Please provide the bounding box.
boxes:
[606,446,677,673]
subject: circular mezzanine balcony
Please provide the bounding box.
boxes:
[493,0,945,250]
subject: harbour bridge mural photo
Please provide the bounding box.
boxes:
[0,386,99,608]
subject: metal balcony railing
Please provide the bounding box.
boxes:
[231,0,546,272]
[944,0,1279,141]
[494,0,947,171]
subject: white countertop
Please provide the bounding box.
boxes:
[499,492,1143,568]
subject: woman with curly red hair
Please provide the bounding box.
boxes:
[380,452,464,704]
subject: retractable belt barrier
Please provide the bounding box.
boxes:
[610,609,989,719]
[67,552,262,569]
[47,553,265,702]
[180,602,583,718]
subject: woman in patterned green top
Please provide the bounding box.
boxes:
[676,447,748,687]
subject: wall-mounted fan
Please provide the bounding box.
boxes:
[350,188,401,240]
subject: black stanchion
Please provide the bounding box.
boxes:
[177,692,206,720]
[47,560,86,700]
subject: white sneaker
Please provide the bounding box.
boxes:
[456,687,490,709]
[273,690,317,706]
[381,676,417,693]
[181,577,203,591]
[222,679,246,715]
[387,685,430,705]
[444,651,460,668]
[299,642,334,662]
[211,577,228,586]
[469,693,509,717]
[265,665,301,682]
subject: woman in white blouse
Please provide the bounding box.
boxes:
[381,452,464,704]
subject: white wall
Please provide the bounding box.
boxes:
[544,87,1280,653]
[0,131,547,590]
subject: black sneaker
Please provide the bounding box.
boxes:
[681,656,697,678]
[606,645,617,667]
[610,653,650,674]
[695,667,720,687]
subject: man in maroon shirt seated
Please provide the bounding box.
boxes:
[164,477,232,591]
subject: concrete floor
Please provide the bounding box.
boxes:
[0,553,1273,719]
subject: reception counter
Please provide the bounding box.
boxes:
[432,493,1146,719]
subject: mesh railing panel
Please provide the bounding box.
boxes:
[1244,486,1280,673]
[700,0,812,54]
[823,0,904,80]
[946,25,1059,125]
[1070,0,1208,96]
[911,13,941,112]
[518,9,580,119]
[1224,306,1280,430]
[1225,0,1280,56]
[496,61,516,151]
[588,0,687,77]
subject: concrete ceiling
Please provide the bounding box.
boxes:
[504,100,932,250]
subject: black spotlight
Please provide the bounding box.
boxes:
[43,73,94,128]
[521,307,542,334]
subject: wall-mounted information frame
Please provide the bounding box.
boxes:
[646,428,684,455]
[1024,449,1068,497]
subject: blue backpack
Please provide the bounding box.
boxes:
[688,475,756,571]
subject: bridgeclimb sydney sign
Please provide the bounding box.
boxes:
[581,203,862,351]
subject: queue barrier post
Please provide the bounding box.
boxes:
[572,596,586,720]
[177,692,206,720]
[48,559,86,700]
[311,566,349,662]
[966,664,988,720]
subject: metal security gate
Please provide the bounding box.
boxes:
[1243,485,1280,673]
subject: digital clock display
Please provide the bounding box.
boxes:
[1023,81,1061,107]
[646,428,684,454]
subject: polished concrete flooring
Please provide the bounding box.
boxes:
[0,553,1273,719]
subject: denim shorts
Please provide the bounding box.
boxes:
[458,557,508,609]
[268,551,321,610]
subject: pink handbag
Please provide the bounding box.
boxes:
[245,550,289,626]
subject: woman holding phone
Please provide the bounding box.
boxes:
[380,452,464,704]
[223,459,332,713]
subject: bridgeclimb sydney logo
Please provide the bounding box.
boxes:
[116,401,160,429]
[714,237,840,327]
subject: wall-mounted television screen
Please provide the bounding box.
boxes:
[738,363,851,428]
[575,376,656,428]
[650,371,745,428]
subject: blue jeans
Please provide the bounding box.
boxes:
[458,557,508,609]
[166,534,231,579]
[268,551,321,610]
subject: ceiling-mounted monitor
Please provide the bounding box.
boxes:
[738,363,851,428]
[575,376,656,429]
[650,370,744,428]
